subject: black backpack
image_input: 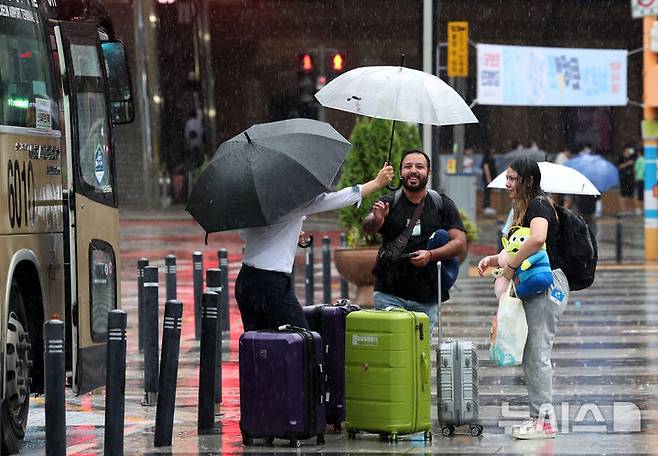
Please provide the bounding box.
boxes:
[554,205,597,291]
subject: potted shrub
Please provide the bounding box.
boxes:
[333,117,421,305]
[458,209,480,263]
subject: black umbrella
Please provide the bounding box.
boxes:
[186,118,352,233]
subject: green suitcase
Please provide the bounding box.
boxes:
[345,308,432,442]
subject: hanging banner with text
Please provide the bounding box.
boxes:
[476,44,628,106]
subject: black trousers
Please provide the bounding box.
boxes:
[235,264,309,332]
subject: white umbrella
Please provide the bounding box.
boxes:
[315,65,478,126]
[487,161,600,196]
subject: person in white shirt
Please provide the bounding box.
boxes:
[235,163,394,331]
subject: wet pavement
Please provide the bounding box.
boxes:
[18,206,658,454]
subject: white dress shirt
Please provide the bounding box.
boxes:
[240,185,362,274]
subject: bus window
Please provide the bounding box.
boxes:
[89,240,116,343]
[0,1,59,130]
[70,43,115,201]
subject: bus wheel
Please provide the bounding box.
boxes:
[2,284,31,455]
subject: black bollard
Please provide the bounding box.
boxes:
[44,320,66,456]
[154,300,183,447]
[193,252,203,341]
[206,269,223,404]
[198,292,219,433]
[305,237,315,306]
[218,249,230,336]
[165,255,177,301]
[137,258,148,353]
[340,233,349,299]
[105,310,127,456]
[322,236,331,304]
[142,266,159,406]
[616,213,623,264]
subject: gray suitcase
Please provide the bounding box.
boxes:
[435,261,483,437]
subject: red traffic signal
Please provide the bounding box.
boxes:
[332,53,345,73]
[298,53,314,74]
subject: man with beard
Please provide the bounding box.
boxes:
[363,150,467,337]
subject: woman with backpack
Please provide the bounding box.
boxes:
[477,157,570,440]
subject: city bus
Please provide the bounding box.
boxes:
[0,0,133,452]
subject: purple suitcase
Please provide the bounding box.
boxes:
[303,299,360,432]
[239,327,326,447]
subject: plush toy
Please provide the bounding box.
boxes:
[492,226,553,299]
[492,248,511,299]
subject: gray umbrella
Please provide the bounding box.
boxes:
[186,118,351,233]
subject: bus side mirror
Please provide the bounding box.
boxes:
[101,40,135,125]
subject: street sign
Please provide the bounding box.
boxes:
[447,21,469,77]
[631,0,658,18]
[446,158,457,174]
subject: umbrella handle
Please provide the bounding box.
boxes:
[298,234,314,249]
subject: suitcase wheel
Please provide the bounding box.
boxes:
[289,439,301,448]
[264,437,275,446]
[424,431,433,441]
[241,433,253,445]
[385,433,398,443]
[470,424,484,437]
[348,430,357,440]
[441,425,455,437]
[317,434,325,445]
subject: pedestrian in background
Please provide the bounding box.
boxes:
[462,146,475,174]
[477,157,569,440]
[235,163,394,331]
[634,148,644,215]
[617,144,636,214]
[481,145,498,216]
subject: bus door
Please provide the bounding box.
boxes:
[54,22,119,394]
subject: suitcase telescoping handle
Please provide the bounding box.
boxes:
[436,260,442,342]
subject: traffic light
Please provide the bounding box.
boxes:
[298,53,314,74]
[331,52,345,74]
[296,53,318,119]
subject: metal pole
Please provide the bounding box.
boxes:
[198,292,219,433]
[137,258,148,352]
[44,320,66,456]
[142,266,159,406]
[339,233,348,299]
[305,238,315,306]
[105,310,127,456]
[322,236,331,303]
[206,269,223,404]
[165,255,177,301]
[616,214,623,264]
[218,249,230,336]
[193,251,203,340]
[422,0,433,159]
[452,77,466,173]
[154,300,183,447]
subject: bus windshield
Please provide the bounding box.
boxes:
[0,1,59,130]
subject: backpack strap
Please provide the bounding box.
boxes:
[392,188,443,211]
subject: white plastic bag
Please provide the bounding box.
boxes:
[490,282,528,367]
